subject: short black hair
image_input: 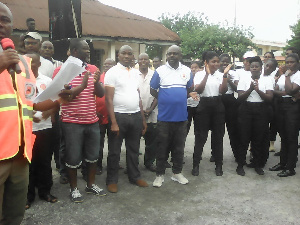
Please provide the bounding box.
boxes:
[267,58,278,68]
[26,18,35,23]
[264,51,275,58]
[249,56,263,67]
[69,38,84,53]
[286,53,300,63]
[190,61,202,68]
[286,47,298,53]
[219,53,230,60]
[202,51,218,62]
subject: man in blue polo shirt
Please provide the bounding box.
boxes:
[150,45,193,187]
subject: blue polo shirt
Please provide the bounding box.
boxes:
[150,62,193,122]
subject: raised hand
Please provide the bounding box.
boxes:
[94,69,101,83]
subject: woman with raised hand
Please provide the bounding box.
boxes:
[218,54,239,161]
[192,51,231,176]
[269,53,300,177]
[236,56,273,176]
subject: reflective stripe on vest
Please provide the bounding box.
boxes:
[0,94,18,112]
[22,105,33,121]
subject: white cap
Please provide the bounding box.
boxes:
[25,32,42,42]
[243,51,255,59]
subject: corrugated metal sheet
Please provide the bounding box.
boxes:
[3,0,180,42]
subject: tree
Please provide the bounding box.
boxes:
[286,19,300,55]
[146,12,256,61]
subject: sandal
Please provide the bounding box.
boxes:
[39,194,58,203]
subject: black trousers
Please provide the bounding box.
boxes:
[28,128,54,201]
[98,123,111,169]
[143,123,157,167]
[237,102,269,167]
[52,112,61,169]
[269,97,279,141]
[277,98,300,170]
[156,121,187,175]
[106,112,142,184]
[194,97,225,166]
[187,106,197,134]
[221,94,240,159]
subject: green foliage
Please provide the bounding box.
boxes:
[286,19,300,55]
[146,12,256,61]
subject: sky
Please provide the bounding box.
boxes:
[99,0,300,43]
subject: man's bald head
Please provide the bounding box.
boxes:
[118,45,134,67]
[0,3,13,39]
[166,45,182,69]
[167,45,182,55]
[103,58,115,72]
[40,41,54,59]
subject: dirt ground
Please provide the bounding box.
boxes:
[22,127,300,225]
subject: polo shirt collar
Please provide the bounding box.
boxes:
[117,62,132,70]
[166,62,182,70]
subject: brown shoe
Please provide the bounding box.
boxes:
[107,183,118,193]
[136,179,148,187]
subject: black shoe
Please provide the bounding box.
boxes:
[191,165,199,176]
[145,164,156,172]
[59,175,69,184]
[277,169,296,177]
[215,165,223,176]
[269,164,286,171]
[274,151,281,156]
[210,156,215,162]
[246,162,256,168]
[25,200,33,210]
[255,167,264,175]
[165,162,171,168]
[236,165,245,176]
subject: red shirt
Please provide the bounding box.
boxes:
[96,72,108,125]
[53,64,99,124]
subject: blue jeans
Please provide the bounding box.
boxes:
[62,122,100,168]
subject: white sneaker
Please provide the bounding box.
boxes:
[153,175,164,187]
[171,173,189,185]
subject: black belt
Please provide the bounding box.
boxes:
[201,96,220,101]
[115,112,140,116]
[244,101,265,106]
[278,97,295,103]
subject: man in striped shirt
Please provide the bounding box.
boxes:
[57,39,106,203]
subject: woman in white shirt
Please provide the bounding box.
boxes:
[192,51,231,176]
[236,56,273,176]
[269,53,300,177]
[219,54,239,161]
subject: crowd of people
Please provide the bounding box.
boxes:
[1,2,300,224]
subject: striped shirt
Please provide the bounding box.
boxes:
[59,64,99,124]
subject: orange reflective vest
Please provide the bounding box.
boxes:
[0,55,36,162]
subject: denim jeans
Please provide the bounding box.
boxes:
[62,122,100,168]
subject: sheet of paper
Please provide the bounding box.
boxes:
[34,56,86,103]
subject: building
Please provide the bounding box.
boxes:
[4,0,180,69]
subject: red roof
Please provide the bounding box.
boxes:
[3,0,180,43]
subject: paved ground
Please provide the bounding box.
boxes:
[22,127,300,225]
